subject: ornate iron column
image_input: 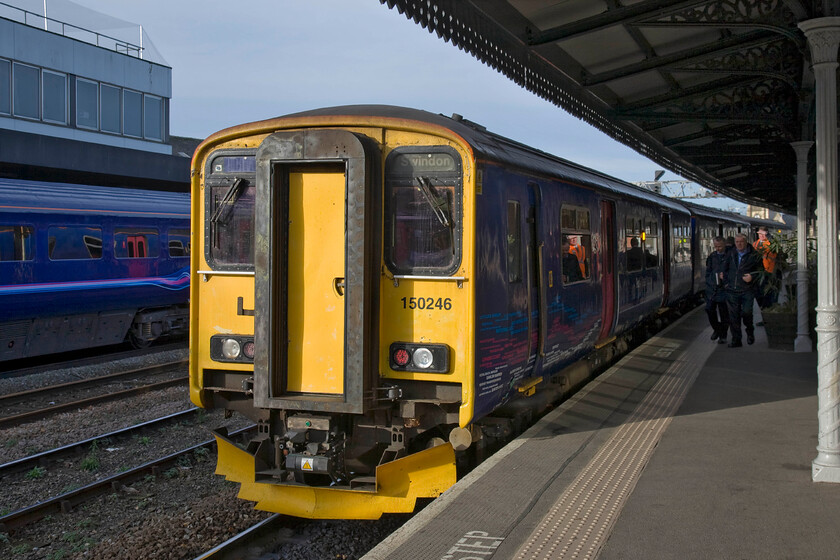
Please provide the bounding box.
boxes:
[799,18,840,483]
[790,141,813,353]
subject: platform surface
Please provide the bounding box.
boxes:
[363,307,840,559]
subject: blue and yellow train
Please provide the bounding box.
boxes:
[0,178,190,361]
[189,106,767,519]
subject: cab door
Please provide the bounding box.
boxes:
[286,165,346,394]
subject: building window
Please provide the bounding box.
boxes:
[144,94,163,140]
[124,89,142,137]
[0,59,10,115]
[101,83,121,133]
[13,62,39,119]
[42,70,67,124]
[76,78,98,129]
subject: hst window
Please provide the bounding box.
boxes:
[0,225,34,261]
[205,152,256,269]
[385,147,462,275]
[115,228,160,258]
[48,226,102,260]
[168,228,190,257]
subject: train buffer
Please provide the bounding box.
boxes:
[363,307,840,559]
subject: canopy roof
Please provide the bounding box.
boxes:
[382,0,828,214]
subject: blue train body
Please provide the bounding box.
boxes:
[0,178,190,361]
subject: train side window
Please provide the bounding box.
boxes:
[48,226,102,260]
[645,221,659,267]
[625,217,643,272]
[506,201,522,283]
[561,206,591,284]
[115,228,160,259]
[0,225,34,261]
[168,228,190,257]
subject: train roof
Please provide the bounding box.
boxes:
[745,214,793,231]
[678,199,750,224]
[269,105,691,215]
[0,178,190,219]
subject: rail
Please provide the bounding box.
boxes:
[0,424,258,532]
[0,360,187,429]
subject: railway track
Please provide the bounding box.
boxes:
[0,424,257,532]
[194,514,292,559]
[0,360,187,429]
[0,341,187,380]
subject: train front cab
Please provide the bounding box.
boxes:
[190,121,475,518]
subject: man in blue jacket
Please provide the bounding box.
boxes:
[705,237,729,344]
[722,233,763,347]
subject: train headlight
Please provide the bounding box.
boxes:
[222,339,241,360]
[412,348,434,369]
[211,335,255,363]
[389,342,450,373]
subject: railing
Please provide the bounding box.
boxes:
[0,1,144,59]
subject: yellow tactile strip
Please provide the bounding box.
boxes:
[514,335,707,560]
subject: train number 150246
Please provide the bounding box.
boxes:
[401,297,452,310]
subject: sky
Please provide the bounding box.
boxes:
[51,0,745,212]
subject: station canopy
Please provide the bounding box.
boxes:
[381,0,829,214]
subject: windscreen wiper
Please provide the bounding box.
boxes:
[415,176,451,228]
[210,178,246,225]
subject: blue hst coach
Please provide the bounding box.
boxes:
[0,178,190,361]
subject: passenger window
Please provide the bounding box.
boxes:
[561,206,591,284]
[48,226,102,260]
[625,217,643,272]
[645,221,659,267]
[115,228,160,258]
[507,201,522,283]
[168,228,190,257]
[0,225,34,261]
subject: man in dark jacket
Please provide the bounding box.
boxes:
[705,237,729,343]
[722,233,763,347]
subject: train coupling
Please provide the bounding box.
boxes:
[285,453,338,481]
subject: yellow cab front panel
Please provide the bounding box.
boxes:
[189,109,476,519]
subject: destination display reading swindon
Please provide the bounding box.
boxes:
[389,152,457,176]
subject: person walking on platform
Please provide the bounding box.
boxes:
[752,226,778,310]
[705,236,729,344]
[722,233,763,347]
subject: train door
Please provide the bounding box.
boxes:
[597,199,617,343]
[286,166,345,394]
[528,182,544,360]
[253,130,377,414]
[661,212,671,306]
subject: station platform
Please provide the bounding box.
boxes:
[363,307,840,559]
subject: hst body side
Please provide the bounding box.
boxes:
[0,179,190,361]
